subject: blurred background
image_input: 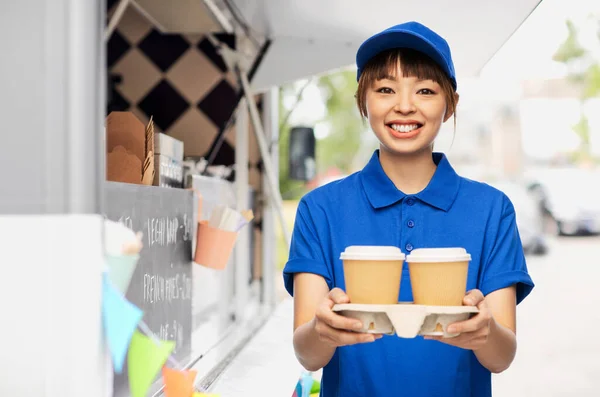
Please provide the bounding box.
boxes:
[276,0,600,394]
[4,0,598,395]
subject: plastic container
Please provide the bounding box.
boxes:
[194,221,238,270]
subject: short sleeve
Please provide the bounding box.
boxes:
[283,198,333,296]
[479,195,535,304]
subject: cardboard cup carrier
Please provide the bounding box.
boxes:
[335,246,477,338]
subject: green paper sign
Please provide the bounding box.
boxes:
[128,330,175,397]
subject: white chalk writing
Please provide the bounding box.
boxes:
[181,213,192,242]
[118,215,133,230]
[143,270,192,304]
[158,320,185,353]
[146,217,179,246]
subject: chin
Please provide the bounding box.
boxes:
[378,139,432,157]
[373,130,436,157]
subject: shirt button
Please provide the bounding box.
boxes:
[406,243,413,252]
[406,198,415,206]
[407,220,415,228]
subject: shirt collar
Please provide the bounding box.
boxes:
[359,150,461,211]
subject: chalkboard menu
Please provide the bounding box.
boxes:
[104,182,195,396]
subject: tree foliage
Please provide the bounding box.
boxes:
[553,17,600,163]
[278,70,364,198]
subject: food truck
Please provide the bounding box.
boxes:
[1,0,541,396]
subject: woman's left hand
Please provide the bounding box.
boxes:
[424,289,493,351]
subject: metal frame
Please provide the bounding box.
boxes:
[261,87,279,307]
[105,0,130,41]
[105,0,234,42]
[202,38,272,171]
[235,97,251,318]
[208,34,291,248]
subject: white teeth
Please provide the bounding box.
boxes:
[391,124,419,133]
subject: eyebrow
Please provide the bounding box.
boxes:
[377,75,434,83]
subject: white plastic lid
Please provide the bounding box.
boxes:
[406,247,471,263]
[340,246,405,261]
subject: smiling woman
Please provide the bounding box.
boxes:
[356,48,458,121]
[355,48,459,159]
[284,21,534,397]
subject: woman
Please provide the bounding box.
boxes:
[284,21,534,396]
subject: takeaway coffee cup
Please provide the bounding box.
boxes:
[340,246,405,304]
[406,248,471,306]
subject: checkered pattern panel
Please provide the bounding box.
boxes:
[107,4,267,247]
[107,4,262,172]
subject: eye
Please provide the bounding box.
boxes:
[418,88,436,95]
[376,87,394,94]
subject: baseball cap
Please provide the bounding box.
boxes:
[356,21,457,90]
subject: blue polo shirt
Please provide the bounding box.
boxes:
[283,150,534,397]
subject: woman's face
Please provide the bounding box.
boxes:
[365,62,454,157]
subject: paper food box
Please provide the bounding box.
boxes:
[106,112,155,185]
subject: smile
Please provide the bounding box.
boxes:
[390,123,420,132]
[386,123,423,139]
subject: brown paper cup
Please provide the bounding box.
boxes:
[194,221,238,270]
[406,248,471,306]
[341,246,405,304]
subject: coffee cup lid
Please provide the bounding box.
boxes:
[340,246,405,261]
[406,247,471,263]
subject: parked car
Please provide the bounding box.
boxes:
[527,169,600,236]
[490,180,549,255]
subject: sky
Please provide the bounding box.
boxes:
[481,0,594,81]
[283,0,600,162]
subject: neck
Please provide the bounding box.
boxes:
[378,146,437,194]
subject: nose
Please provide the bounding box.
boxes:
[393,92,416,114]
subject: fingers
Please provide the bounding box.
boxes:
[424,331,488,350]
[425,316,491,351]
[451,290,488,334]
[317,303,364,331]
[463,289,484,306]
[425,323,489,342]
[317,324,382,346]
[448,315,488,334]
[328,288,351,305]
[315,288,384,347]
[448,306,491,334]
[320,288,359,330]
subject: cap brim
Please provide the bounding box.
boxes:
[356,29,455,89]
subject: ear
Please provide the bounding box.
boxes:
[443,92,459,122]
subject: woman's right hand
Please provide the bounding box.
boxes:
[313,288,383,347]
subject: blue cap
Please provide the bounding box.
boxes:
[356,21,457,90]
